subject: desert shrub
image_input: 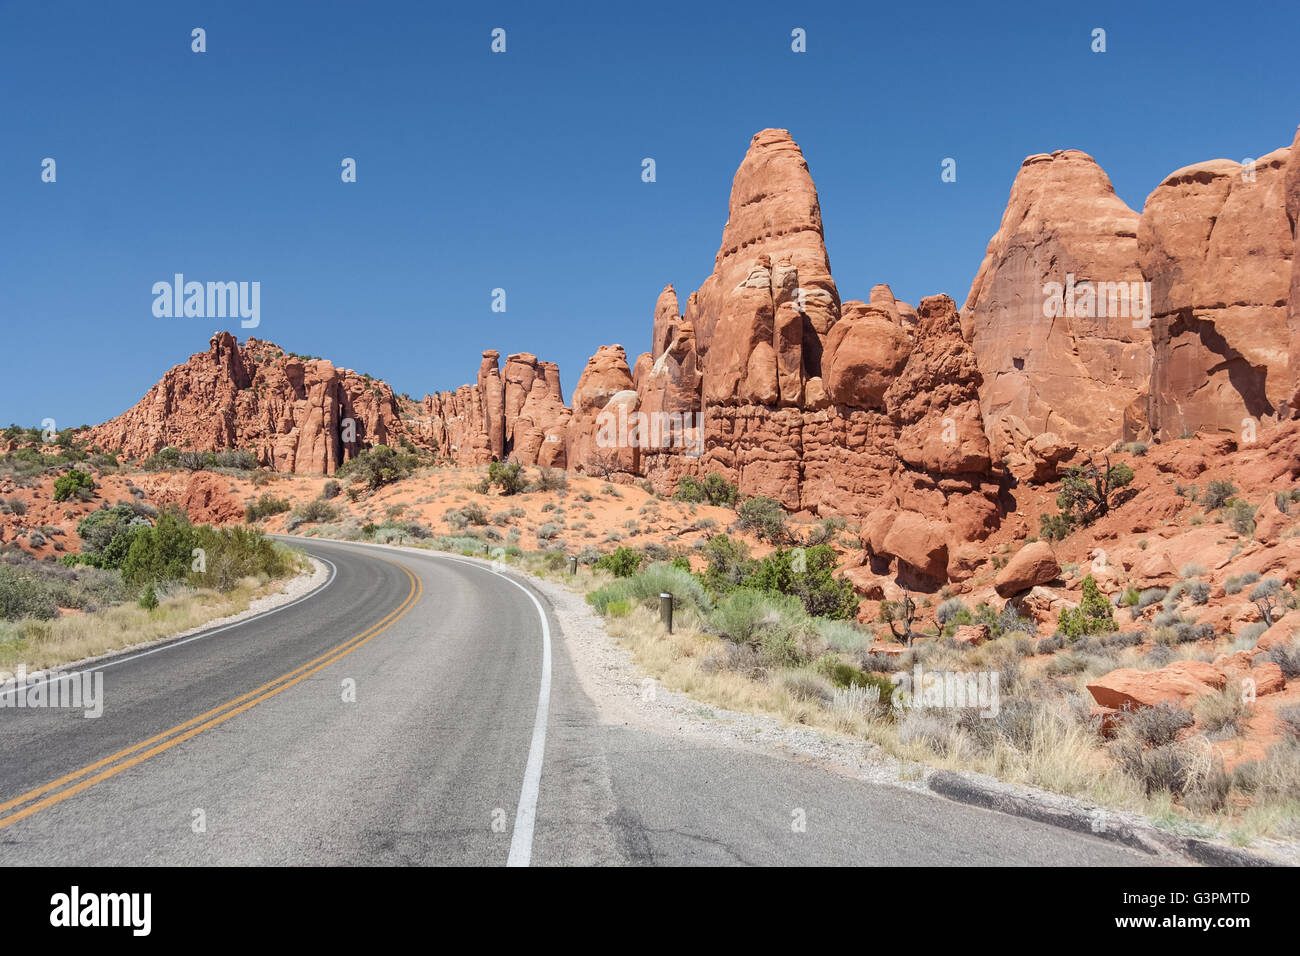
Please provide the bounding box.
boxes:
[487,459,527,496]
[1202,480,1236,511]
[321,480,341,500]
[0,564,60,620]
[190,524,296,591]
[337,445,416,493]
[1134,587,1166,614]
[736,496,788,542]
[1038,512,1073,541]
[1223,576,1244,595]
[4,497,28,516]
[1050,458,1135,529]
[142,446,182,471]
[813,617,871,654]
[594,546,642,578]
[1195,685,1247,737]
[52,469,94,502]
[75,504,153,566]
[1278,705,1300,737]
[1184,580,1211,606]
[936,597,969,627]
[673,473,738,507]
[535,523,560,541]
[285,499,339,531]
[119,507,198,588]
[587,562,711,616]
[1037,633,1067,654]
[1267,640,1300,680]
[534,468,567,492]
[1228,500,1258,537]
[1125,703,1194,747]
[776,670,836,705]
[743,544,858,620]
[1236,621,1268,648]
[245,494,291,523]
[707,589,806,648]
[1114,739,1202,796]
[1057,575,1115,639]
[1250,577,1286,626]
[700,533,754,593]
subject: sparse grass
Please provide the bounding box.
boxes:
[0,572,301,672]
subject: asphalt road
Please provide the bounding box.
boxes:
[0,538,1160,866]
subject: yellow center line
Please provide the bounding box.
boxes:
[0,557,422,831]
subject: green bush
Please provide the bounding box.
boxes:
[245,494,291,522]
[1202,480,1237,511]
[1050,458,1134,529]
[708,589,803,645]
[737,495,788,542]
[487,459,527,495]
[121,507,197,588]
[1057,574,1116,639]
[587,562,712,616]
[701,534,753,592]
[1038,512,1073,541]
[0,564,60,620]
[52,469,94,502]
[744,545,858,620]
[190,524,297,591]
[76,504,153,567]
[673,473,739,507]
[594,546,642,578]
[337,445,416,493]
[285,499,339,531]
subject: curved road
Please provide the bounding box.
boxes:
[0,539,1160,866]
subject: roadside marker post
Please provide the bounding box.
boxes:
[659,592,673,633]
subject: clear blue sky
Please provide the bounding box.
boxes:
[2,0,1296,428]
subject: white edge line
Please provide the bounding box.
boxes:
[307,537,552,866]
[0,556,338,700]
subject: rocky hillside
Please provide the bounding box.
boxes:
[81,125,1300,588]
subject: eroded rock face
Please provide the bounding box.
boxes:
[566,345,638,476]
[87,333,411,474]
[687,129,840,357]
[1283,125,1300,411]
[963,150,1153,459]
[422,350,570,468]
[1139,146,1295,436]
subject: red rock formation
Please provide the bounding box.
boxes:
[1139,145,1294,437]
[963,150,1153,459]
[1285,125,1300,411]
[86,333,414,474]
[421,350,570,467]
[566,345,638,477]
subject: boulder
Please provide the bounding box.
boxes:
[994,541,1061,597]
[1086,660,1227,711]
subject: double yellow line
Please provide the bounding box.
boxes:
[0,558,422,832]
